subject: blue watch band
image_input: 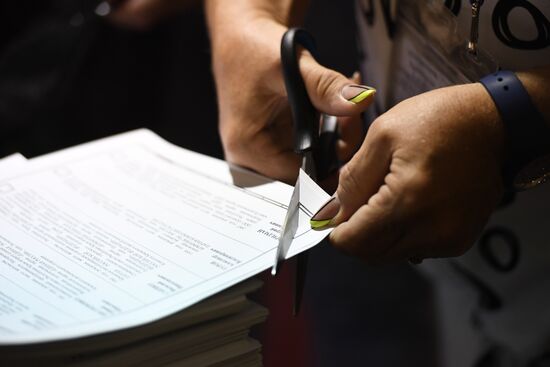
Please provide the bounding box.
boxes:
[479,70,550,190]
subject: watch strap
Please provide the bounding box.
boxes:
[479,70,550,190]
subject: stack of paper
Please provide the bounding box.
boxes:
[3,279,266,366]
[0,130,332,366]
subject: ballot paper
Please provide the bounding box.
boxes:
[0,153,27,178]
[0,129,331,345]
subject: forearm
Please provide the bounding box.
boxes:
[205,0,309,45]
[517,65,550,127]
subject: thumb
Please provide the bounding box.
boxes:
[310,128,391,229]
[299,50,376,116]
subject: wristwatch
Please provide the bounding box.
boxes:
[479,71,550,191]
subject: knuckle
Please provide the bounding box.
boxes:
[369,116,387,132]
[399,171,431,208]
[312,69,341,102]
[337,164,361,203]
[367,116,394,146]
[406,171,431,194]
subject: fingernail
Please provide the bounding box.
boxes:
[310,196,341,230]
[341,85,376,104]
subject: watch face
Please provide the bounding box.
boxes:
[514,154,550,191]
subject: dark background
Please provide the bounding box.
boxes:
[0,0,220,158]
[0,0,362,160]
[0,1,436,366]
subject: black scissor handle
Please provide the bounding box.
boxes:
[281,28,319,154]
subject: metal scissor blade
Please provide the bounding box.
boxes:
[271,176,301,276]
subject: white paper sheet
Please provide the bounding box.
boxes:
[0,130,331,344]
[0,154,27,179]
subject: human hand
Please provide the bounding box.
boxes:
[102,0,198,30]
[207,12,375,184]
[310,83,506,264]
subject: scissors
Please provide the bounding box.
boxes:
[271,28,339,315]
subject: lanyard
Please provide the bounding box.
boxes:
[468,0,485,57]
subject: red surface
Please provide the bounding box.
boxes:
[253,261,314,367]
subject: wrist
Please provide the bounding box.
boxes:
[206,0,304,49]
[456,82,507,167]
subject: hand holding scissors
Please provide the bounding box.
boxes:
[272,28,371,315]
